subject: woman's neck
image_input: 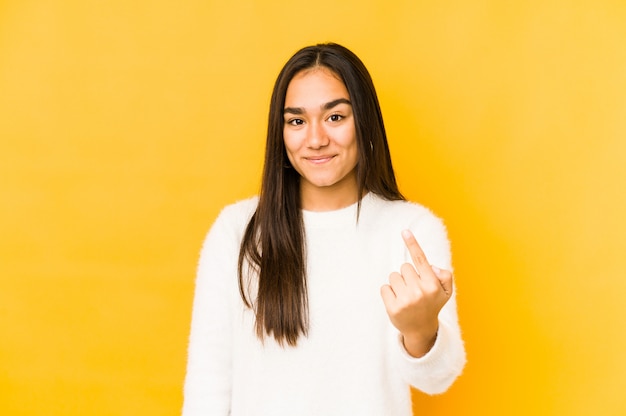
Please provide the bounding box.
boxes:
[300,183,365,212]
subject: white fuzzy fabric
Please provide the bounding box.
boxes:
[182,193,465,416]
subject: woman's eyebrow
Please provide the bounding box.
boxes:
[284,98,352,115]
[322,98,351,110]
[283,106,304,115]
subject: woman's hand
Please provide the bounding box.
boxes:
[380,229,454,358]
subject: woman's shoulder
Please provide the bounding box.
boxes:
[367,194,451,266]
[367,193,441,225]
[219,195,259,218]
[208,196,259,233]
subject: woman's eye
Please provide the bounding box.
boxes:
[287,118,304,126]
[328,114,343,122]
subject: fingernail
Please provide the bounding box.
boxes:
[431,265,441,275]
[402,229,411,239]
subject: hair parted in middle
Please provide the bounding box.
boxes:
[238,42,405,346]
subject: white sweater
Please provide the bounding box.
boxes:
[183,193,465,415]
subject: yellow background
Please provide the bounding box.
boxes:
[1,1,625,415]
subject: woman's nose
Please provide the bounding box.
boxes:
[306,121,329,149]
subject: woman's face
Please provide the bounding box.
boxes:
[283,67,359,210]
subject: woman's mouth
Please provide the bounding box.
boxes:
[306,155,335,165]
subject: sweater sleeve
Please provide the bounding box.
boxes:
[393,212,466,395]
[182,207,243,415]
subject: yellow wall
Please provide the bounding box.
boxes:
[1,1,625,415]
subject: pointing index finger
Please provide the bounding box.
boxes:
[401,229,431,274]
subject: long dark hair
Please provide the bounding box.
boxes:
[238,43,404,346]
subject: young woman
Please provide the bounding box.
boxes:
[182,43,465,415]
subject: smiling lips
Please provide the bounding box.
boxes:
[305,155,335,164]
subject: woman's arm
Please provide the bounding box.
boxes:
[384,215,466,395]
[182,210,238,415]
